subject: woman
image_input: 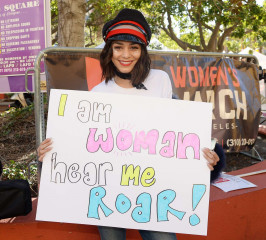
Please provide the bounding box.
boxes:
[38,8,225,240]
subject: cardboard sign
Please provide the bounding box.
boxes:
[36,89,213,235]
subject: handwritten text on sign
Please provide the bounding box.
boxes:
[36,89,212,236]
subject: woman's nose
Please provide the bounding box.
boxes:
[121,48,130,58]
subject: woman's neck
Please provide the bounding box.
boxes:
[114,76,134,88]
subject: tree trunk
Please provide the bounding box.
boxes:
[58,0,86,47]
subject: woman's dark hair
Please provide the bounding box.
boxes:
[100,40,151,86]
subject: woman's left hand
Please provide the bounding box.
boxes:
[202,147,220,171]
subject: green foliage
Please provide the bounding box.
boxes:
[225,39,241,53]
[0,104,34,137]
[2,159,38,195]
[0,103,38,196]
[149,41,163,50]
[52,0,265,51]
[50,0,58,45]
[2,160,36,181]
[225,27,266,53]
[51,0,58,16]
[51,0,133,46]
[180,31,210,49]
[158,31,181,50]
[125,0,266,52]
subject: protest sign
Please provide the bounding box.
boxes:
[36,89,212,235]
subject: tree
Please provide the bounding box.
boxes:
[83,1,117,47]
[126,0,266,52]
[50,0,58,45]
[51,0,266,51]
[225,31,266,54]
[56,0,86,47]
[50,0,119,47]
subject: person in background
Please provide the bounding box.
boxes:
[38,8,225,240]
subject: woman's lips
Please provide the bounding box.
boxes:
[119,61,133,66]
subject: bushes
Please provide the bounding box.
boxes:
[0,104,38,196]
[0,105,34,137]
[2,160,38,196]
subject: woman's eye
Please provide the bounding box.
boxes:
[113,46,121,50]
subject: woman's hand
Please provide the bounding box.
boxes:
[37,138,53,162]
[202,147,220,171]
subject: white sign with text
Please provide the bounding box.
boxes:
[36,89,212,235]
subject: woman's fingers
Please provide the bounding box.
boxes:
[37,138,53,162]
[39,146,52,155]
[207,163,214,171]
[202,147,220,171]
[38,140,52,153]
[38,147,52,162]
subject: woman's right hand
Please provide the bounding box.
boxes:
[37,138,53,162]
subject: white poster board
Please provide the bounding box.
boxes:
[36,89,212,236]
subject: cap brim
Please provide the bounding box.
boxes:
[107,34,146,45]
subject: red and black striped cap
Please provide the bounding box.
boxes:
[102,9,151,46]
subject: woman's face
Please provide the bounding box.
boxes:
[111,41,141,73]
